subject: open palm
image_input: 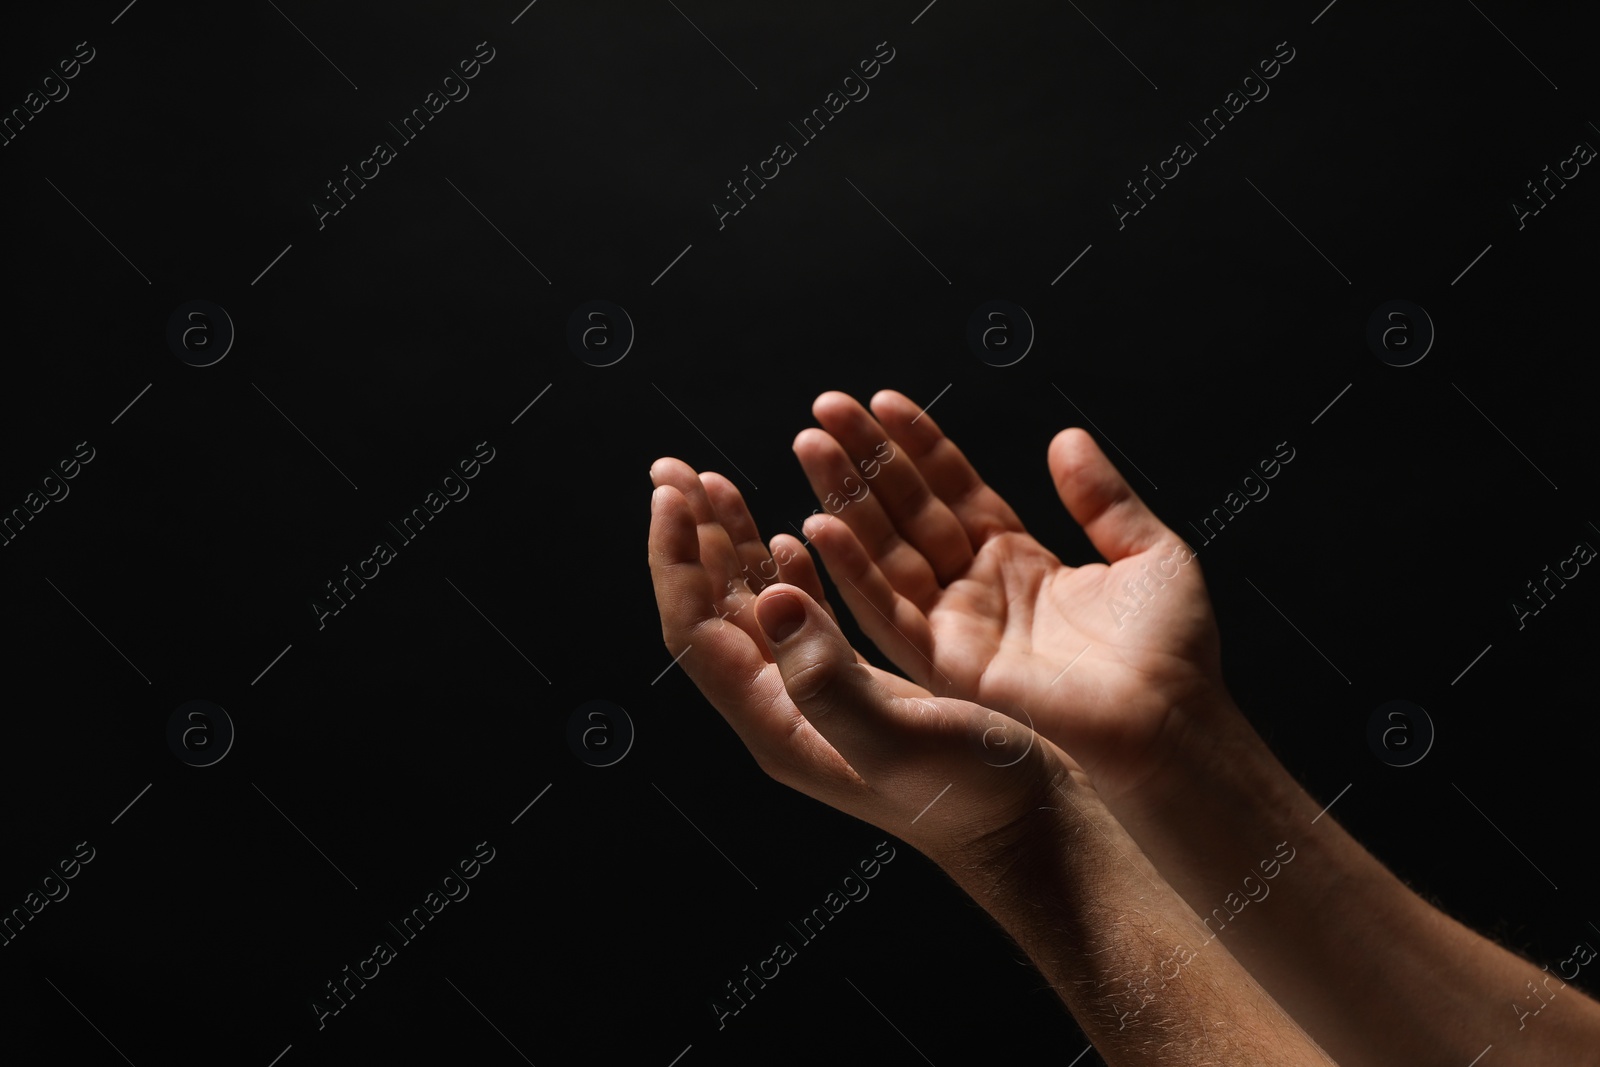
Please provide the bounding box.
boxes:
[646,455,1077,864]
[786,390,1230,802]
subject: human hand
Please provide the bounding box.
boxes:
[647,462,1075,870]
[646,456,931,698]
[786,390,1230,804]
[647,453,1345,1067]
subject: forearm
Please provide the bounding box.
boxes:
[945,771,1338,1066]
[1111,691,1600,1066]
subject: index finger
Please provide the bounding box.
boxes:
[648,484,772,713]
[649,484,868,795]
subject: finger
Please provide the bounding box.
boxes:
[647,485,771,709]
[868,665,940,700]
[772,533,935,698]
[768,532,838,626]
[792,427,942,610]
[869,389,1026,548]
[701,471,775,594]
[755,584,911,774]
[652,487,878,806]
[800,513,937,690]
[1047,427,1169,562]
[650,457,761,640]
[812,391,974,584]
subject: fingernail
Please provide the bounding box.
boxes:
[757,593,806,644]
[651,486,667,514]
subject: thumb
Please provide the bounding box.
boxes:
[1048,426,1169,562]
[755,584,905,771]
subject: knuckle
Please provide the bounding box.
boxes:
[784,654,845,708]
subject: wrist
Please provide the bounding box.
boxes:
[1111,682,1265,815]
[1101,686,1351,911]
[937,764,1122,923]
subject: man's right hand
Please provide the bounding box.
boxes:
[780,388,1233,807]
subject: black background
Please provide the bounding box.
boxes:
[1,1,1596,1064]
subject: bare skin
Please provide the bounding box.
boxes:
[647,471,1339,1065]
[763,388,1600,1067]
